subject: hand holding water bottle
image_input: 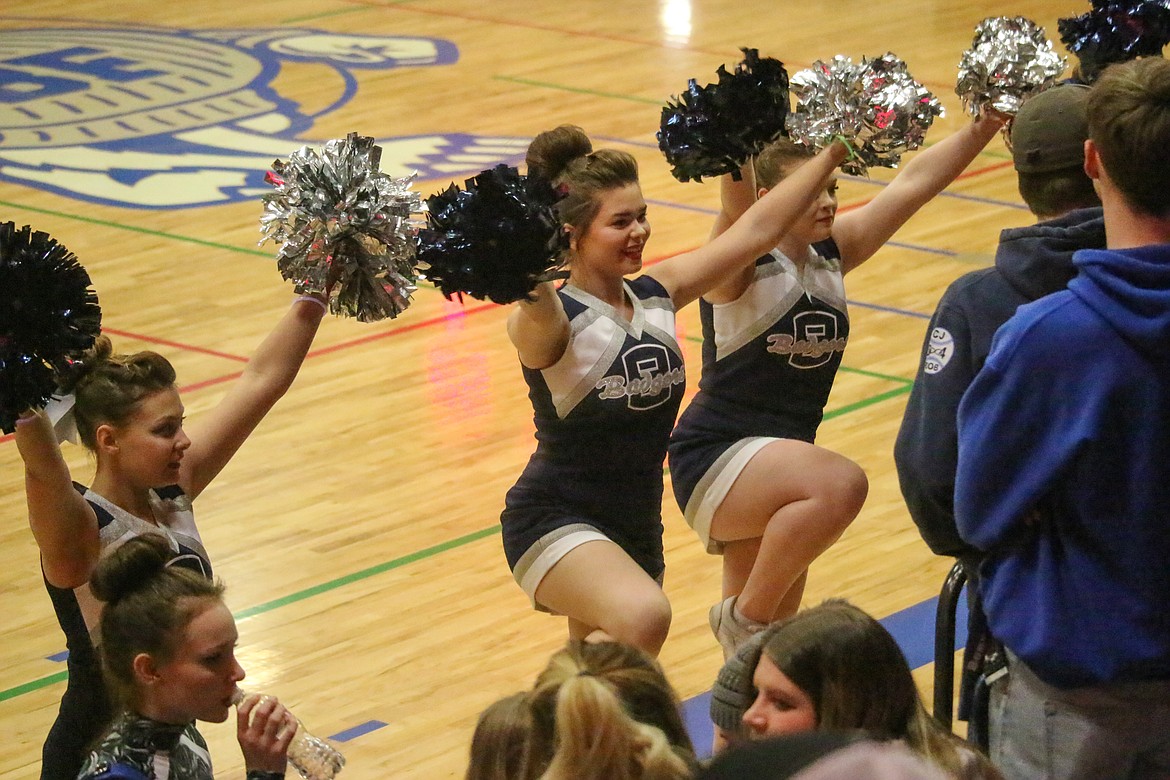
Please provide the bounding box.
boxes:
[237,692,297,776]
[235,690,346,779]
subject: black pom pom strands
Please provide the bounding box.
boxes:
[0,223,101,433]
[416,165,569,305]
[658,48,791,182]
[1059,1,1170,82]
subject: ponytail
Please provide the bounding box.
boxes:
[539,674,690,780]
[530,642,695,780]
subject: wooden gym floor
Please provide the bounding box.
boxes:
[1,1,1071,776]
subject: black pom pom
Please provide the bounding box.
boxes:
[657,48,791,183]
[1059,0,1170,82]
[416,165,569,305]
[0,223,101,433]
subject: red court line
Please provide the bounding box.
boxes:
[306,301,500,358]
[1,159,1013,447]
[955,159,1015,180]
[337,0,962,92]
[102,327,249,363]
[836,158,1016,216]
[150,301,506,393]
[0,302,502,445]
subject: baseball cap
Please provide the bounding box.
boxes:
[1010,83,1091,173]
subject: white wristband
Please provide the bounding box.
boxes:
[295,295,328,312]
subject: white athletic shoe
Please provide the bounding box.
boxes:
[709,595,768,661]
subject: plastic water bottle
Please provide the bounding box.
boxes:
[233,690,345,779]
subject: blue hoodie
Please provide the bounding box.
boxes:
[955,244,1170,688]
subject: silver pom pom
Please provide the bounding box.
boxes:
[956,16,1068,117]
[259,133,422,322]
[788,53,943,176]
[786,56,867,152]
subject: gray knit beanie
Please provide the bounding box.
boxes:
[709,627,769,732]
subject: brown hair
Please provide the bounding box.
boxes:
[529,641,694,780]
[58,335,177,450]
[753,138,816,190]
[526,125,640,237]
[1017,169,1100,220]
[90,534,223,710]
[466,693,540,780]
[760,600,1000,778]
[1087,57,1170,217]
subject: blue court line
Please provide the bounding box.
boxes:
[329,720,388,743]
[680,589,970,757]
[944,191,1030,211]
[46,651,69,663]
[644,198,967,258]
[886,241,957,257]
[849,300,931,319]
[643,198,727,215]
[603,132,1027,214]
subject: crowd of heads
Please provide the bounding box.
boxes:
[466,600,1003,779]
[467,640,695,780]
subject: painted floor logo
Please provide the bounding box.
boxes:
[0,26,530,208]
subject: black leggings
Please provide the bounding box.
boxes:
[40,651,112,780]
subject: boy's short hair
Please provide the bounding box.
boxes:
[1088,57,1170,217]
[1016,170,1099,219]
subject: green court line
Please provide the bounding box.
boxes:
[913,136,1012,162]
[281,0,420,23]
[233,525,501,619]
[1,354,912,703]
[0,199,453,292]
[838,364,914,386]
[0,671,68,703]
[280,6,370,24]
[681,335,913,387]
[0,200,270,258]
[823,383,913,420]
[493,75,663,105]
[0,525,503,702]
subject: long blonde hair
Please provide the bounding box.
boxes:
[530,642,694,780]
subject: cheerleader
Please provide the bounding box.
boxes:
[667,111,1006,658]
[499,124,847,654]
[15,294,325,779]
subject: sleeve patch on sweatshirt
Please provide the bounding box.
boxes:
[924,327,954,375]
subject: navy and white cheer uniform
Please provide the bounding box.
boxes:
[668,240,847,551]
[42,484,211,780]
[501,277,685,607]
